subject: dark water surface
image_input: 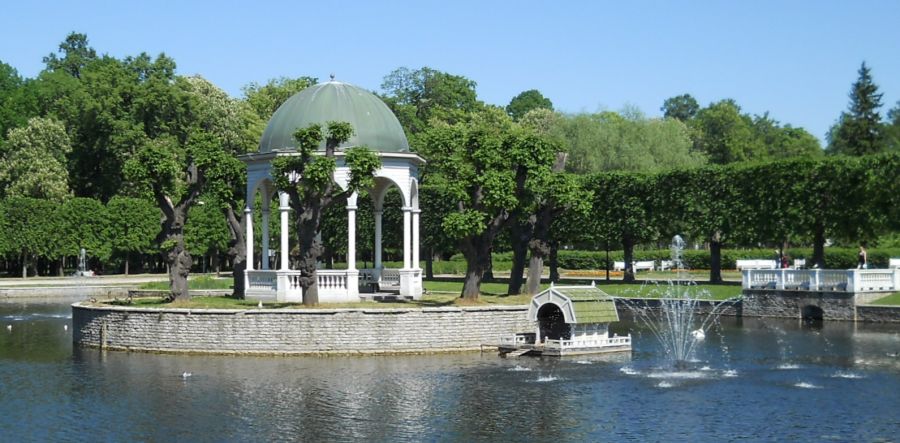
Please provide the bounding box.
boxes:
[1,296,899,442]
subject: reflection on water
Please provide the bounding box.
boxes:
[2,296,899,441]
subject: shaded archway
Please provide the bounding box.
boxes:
[537,303,571,342]
[801,305,824,323]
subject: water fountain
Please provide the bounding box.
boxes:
[622,235,736,368]
[74,248,94,277]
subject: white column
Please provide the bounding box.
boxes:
[279,201,290,271]
[374,209,383,269]
[261,209,270,270]
[412,209,421,270]
[347,205,357,270]
[402,207,411,269]
[245,207,254,271]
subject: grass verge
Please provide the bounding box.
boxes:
[104,280,740,309]
[871,292,900,305]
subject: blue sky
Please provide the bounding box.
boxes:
[3,1,899,142]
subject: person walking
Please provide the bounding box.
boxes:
[857,245,868,269]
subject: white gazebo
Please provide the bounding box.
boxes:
[239,80,425,303]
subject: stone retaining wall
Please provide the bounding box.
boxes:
[742,289,899,322]
[855,305,900,323]
[1,286,130,298]
[72,303,532,355]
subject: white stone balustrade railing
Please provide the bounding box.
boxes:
[247,270,277,291]
[743,268,900,293]
[544,335,632,350]
[380,269,401,287]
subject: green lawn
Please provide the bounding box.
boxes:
[138,275,233,290]
[108,279,740,310]
[871,292,900,305]
[425,280,740,300]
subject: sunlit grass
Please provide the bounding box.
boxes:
[138,275,233,291]
[871,292,900,305]
[103,279,740,310]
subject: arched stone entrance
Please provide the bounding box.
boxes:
[801,305,824,322]
[537,303,571,342]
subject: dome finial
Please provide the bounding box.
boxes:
[329,73,335,81]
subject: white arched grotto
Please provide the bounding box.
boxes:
[238,80,425,303]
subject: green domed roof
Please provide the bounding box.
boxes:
[258,81,409,153]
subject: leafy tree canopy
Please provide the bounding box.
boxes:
[506,89,553,121]
[0,117,71,200]
[661,93,699,121]
[380,66,481,136]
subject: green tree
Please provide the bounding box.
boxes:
[56,197,111,275]
[524,165,591,295]
[189,75,258,296]
[272,122,380,305]
[752,113,822,159]
[43,32,97,79]
[661,93,699,121]
[123,131,231,300]
[563,109,704,173]
[106,196,160,275]
[4,197,57,277]
[185,196,231,274]
[380,66,480,136]
[691,99,765,164]
[242,76,317,122]
[585,172,656,282]
[0,60,25,139]
[828,62,884,156]
[882,101,900,151]
[418,110,557,299]
[0,117,71,200]
[506,89,553,121]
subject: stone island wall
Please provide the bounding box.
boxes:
[72,303,532,355]
[742,289,899,322]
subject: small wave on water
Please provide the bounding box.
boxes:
[574,360,592,365]
[619,366,639,375]
[656,381,674,388]
[794,382,821,389]
[830,371,864,379]
[647,371,708,380]
[700,366,713,371]
[722,369,739,377]
[508,365,532,372]
[777,363,801,370]
[535,375,558,382]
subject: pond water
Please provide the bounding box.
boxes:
[1,296,899,442]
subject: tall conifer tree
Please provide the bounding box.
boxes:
[828,62,884,156]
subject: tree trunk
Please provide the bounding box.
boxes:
[507,222,529,295]
[21,253,27,279]
[425,246,434,279]
[58,257,64,277]
[709,231,723,283]
[124,252,130,276]
[297,219,324,306]
[167,246,192,301]
[623,237,635,283]
[460,236,492,300]
[483,248,494,282]
[224,207,246,299]
[812,223,825,269]
[549,241,560,283]
[525,253,543,296]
